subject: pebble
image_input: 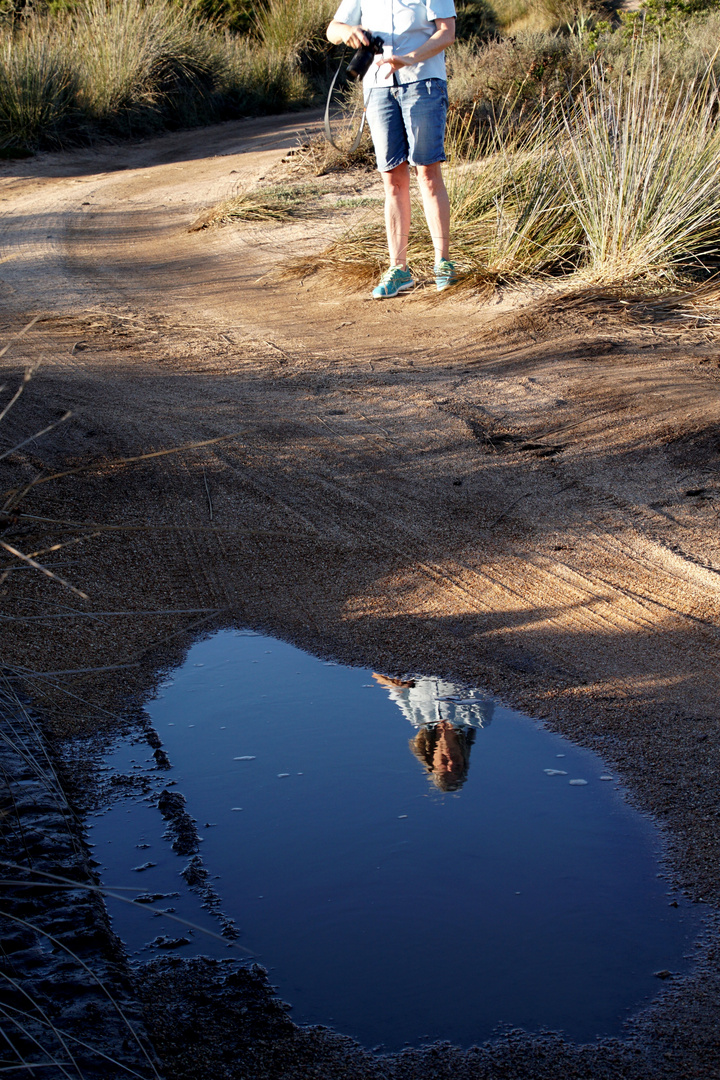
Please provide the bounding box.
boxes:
[277,773,290,778]
[569,779,588,786]
[151,935,190,949]
[544,768,568,776]
[599,775,614,781]
[234,755,256,760]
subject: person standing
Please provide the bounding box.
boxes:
[327,0,457,298]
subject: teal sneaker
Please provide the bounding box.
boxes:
[372,265,414,299]
[434,259,457,292]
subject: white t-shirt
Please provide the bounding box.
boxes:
[378,676,495,730]
[332,0,457,94]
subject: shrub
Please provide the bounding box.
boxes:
[447,32,589,112]
[0,23,77,147]
[69,0,215,128]
[455,0,499,39]
[256,0,336,53]
[562,58,720,282]
[0,0,319,149]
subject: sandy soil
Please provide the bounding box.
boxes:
[2,111,720,1078]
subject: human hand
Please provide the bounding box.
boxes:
[342,24,370,48]
[376,52,412,72]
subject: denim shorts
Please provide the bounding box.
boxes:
[365,79,448,172]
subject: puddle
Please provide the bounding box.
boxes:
[90,630,702,1051]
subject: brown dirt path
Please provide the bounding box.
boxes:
[2,111,720,1078]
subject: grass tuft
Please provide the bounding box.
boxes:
[255,0,337,53]
[193,182,330,228]
[563,56,720,283]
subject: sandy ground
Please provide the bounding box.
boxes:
[2,111,720,1078]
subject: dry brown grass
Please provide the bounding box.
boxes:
[191,182,331,229]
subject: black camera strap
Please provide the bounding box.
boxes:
[324,53,368,154]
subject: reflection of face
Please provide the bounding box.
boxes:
[410,722,473,792]
[431,722,465,786]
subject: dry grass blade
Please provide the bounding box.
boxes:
[23,532,101,563]
[194,183,328,230]
[0,541,89,599]
[0,410,72,466]
[0,999,155,1078]
[0,913,162,1078]
[0,676,76,809]
[0,975,82,1078]
[0,1001,77,1079]
[0,370,32,425]
[0,861,254,954]
[2,430,245,515]
[562,54,720,284]
[0,534,100,587]
[0,318,41,362]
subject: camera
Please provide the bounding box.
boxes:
[347,33,385,81]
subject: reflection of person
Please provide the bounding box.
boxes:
[372,673,494,729]
[326,1,457,298]
[372,673,494,791]
[411,721,475,792]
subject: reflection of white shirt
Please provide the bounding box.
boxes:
[380,677,494,729]
[333,0,456,93]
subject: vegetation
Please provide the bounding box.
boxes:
[4,0,720,290]
[286,10,720,291]
[0,0,320,150]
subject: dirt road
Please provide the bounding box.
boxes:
[2,112,720,1078]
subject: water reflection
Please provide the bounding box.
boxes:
[93,632,703,1049]
[372,674,494,792]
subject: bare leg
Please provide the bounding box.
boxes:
[381,162,411,267]
[416,162,450,263]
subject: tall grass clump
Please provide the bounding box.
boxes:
[70,0,216,128]
[219,37,310,114]
[294,37,720,292]
[563,55,720,283]
[0,0,323,150]
[447,111,579,283]
[0,24,77,148]
[256,0,336,53]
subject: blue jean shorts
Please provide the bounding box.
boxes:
[365,79,448,172]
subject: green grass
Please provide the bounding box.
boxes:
[334,196,383,208]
